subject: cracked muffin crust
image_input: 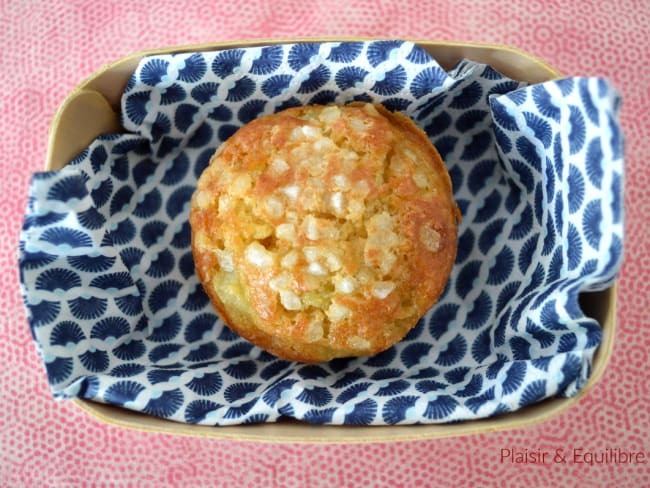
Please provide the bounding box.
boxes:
[190,103,460,362]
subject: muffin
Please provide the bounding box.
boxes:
[190,103,460,362]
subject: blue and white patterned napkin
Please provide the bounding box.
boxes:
[18,41,624,426]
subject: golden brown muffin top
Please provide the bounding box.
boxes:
[190,103,459,362]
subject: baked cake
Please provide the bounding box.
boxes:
[190,103,460,362]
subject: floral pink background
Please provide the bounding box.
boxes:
[1,0,649,486]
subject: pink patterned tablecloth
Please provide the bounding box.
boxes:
[1,1,648,486]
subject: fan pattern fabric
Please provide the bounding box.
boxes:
[19,41,623,425]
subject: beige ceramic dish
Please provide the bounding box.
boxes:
[45,38,616,443]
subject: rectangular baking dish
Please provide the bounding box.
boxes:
[44,38,616,443]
